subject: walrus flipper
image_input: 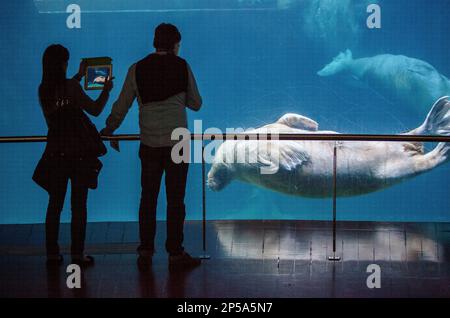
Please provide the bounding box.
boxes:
[404,96,450,136]
[278,141,310,171]
[277,113,319,131]
[254,140,309,174]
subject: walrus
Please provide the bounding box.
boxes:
[317,50,450,116]
[207,97,450,198]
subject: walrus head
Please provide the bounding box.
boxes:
[317,49,353,77]
[207,142,238,191]
[207,162,234,191]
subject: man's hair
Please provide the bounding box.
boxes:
[153,23,181,51]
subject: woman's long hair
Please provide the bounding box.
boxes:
[38,44,69,109]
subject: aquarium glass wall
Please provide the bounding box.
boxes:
[0,0,449,224]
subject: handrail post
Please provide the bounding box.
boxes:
[199,138,210,259]
[328,142,341,261]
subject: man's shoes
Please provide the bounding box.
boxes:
[137,255,153,272]
[169,251,201,270]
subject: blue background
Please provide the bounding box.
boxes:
[0,0,449,224]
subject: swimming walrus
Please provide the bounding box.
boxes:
[207,97,450,198]
[317,50,450,116]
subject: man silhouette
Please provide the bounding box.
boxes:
[101,23,202,270]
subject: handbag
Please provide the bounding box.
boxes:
[76,157,103,189]
[33,154,103,191]
[34,107,106,192]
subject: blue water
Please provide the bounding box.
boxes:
[0,0,449,224]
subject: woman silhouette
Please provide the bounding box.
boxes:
[36,44,113,267]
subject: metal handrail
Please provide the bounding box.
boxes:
[1,133,450,143]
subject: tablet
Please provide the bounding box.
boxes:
[82,57,113,90]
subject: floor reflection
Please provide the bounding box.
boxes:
[215,222,443,262]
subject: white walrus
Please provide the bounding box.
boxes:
[207,97,450,198]
[317,50,450,115]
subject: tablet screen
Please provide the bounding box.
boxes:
[85,64,112,90]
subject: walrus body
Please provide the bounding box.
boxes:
[207,97,450,198]
[318,50,450,116]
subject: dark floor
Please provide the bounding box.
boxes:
[1,220,450,298]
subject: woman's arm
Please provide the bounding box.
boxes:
[72,59,86,82]
[70,78,113,117]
